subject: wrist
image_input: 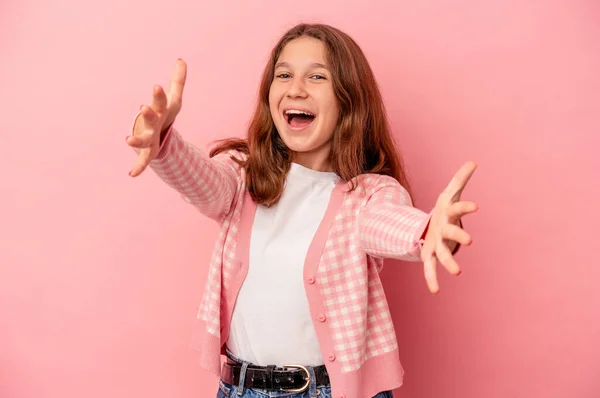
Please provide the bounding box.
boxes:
[160,122,174,145]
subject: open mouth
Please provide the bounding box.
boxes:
[284,109,316,129]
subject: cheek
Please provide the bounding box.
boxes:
[268,84,284,105]
[323,97,339,129]
[268,87,277,113]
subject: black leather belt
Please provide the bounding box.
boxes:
[221,361,330,393]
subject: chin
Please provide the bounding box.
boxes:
[278,128,319,152]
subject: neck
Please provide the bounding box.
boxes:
[292,153,333,172]
[290,140,334,172]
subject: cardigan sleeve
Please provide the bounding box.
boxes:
[131,116,243,223]
[357,176,431,261]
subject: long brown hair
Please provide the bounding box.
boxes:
[210,23,412,206]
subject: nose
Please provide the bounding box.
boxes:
[286,76,308,99]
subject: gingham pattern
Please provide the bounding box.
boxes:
[144,127,429,373]
[317,175,427,372]
[147,127,243,223]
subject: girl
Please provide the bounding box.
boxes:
[126,23,477,398]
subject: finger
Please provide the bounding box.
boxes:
[151,85,168,113]
[129,148,153,177]
[435,241,461,276]
[423,253,440,294]
[126,132,154,148]
[168,58,187,106]
[441,223,472,246]
[447,201,478,219]
[132,105,160,138]
[443,161,477,199]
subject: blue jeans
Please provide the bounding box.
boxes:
[216,350,393,398]
[216,379,394,398]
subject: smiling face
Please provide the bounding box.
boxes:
[268,36,340,171]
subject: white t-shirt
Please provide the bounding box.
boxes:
[226,162,340,367]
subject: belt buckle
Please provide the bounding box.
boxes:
[281,364,310,393]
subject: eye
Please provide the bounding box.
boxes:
[276,73,291,79]
[311,75,326,80]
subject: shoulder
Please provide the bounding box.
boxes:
[206,137,250,166]
[209,148,249,173]
[344,173,414,208]
[348,173,410,196]
[214,148,248,162]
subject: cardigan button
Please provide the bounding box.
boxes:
[318,314,326,322]
[328,354,336,362]
[307,276,315,284]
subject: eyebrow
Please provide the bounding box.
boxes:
[275,62,329,70]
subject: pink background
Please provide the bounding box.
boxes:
[1,0,599,397]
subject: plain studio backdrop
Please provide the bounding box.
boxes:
[1,0,599,397]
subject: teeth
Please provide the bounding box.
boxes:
[285,109,315,117]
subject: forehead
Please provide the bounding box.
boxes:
[276,36,328,67]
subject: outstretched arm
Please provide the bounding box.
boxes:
[126,59,241,222]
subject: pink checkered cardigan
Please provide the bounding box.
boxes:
[141,123,432,398]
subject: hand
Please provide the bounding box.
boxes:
[126,59,187,177]
[420,161,478,294]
